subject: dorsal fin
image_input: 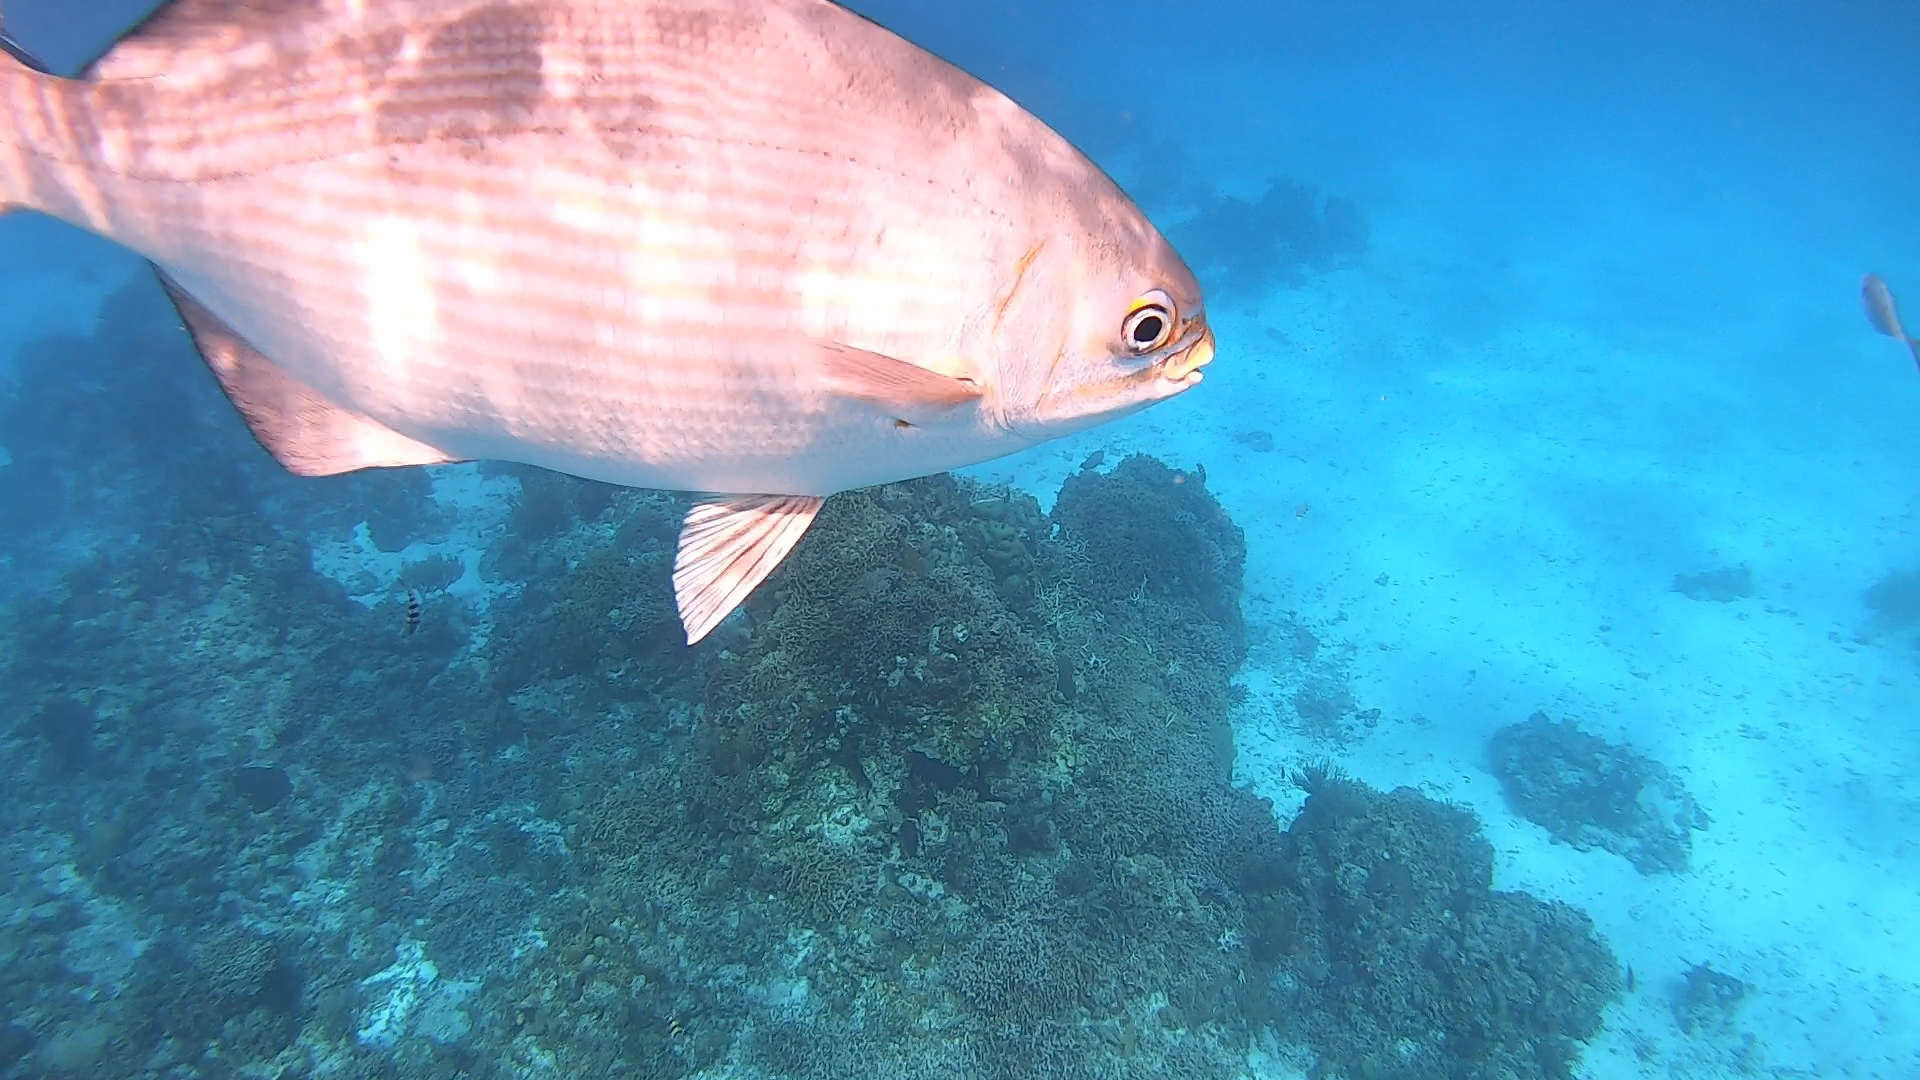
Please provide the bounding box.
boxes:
[84,0,339,81]
[156,268,461,477]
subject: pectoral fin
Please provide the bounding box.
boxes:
[674,494,825,644]
[157,269,460,476]
[809,342,983,419]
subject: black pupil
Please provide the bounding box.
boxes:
[1131,313,1165,347]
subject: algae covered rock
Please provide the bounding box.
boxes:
[485,490,688,695]
[1672,961,1747,1035]
[1053,453,1247,667]
[1489,711,1710,873]
[1267,774,1622,1080]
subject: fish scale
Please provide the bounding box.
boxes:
[0,0,1214,643]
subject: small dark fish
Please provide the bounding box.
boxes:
[404,589,421,636]
[1862,273,1920,371]
[1624,964,1636,993]
[1079,449,1107,472]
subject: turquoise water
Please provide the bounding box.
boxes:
[1,2,1916,1078]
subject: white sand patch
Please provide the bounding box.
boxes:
[306,462,519,621]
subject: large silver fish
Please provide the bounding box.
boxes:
[1862,273,1920,372]
[0,0,1214,642]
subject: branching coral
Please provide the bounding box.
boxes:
[946,915,1090,1018]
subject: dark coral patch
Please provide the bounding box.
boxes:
[30,696,95,773]
[234,764,292,812]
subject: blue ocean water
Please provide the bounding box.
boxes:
[1,2,1915,1078]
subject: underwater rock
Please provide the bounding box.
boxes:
[1672,961,1747,1035]
[1233,429,1275,453]
[195,925,281,1009]
[1053,453,1247,667]
[1863,568,1920,632]
[1267,774,1621,1080]
[397,553,463,595]
[0,1022,34,1076]
[29,695,95,773]
[1672,565,1753,602]
[1488,712,1709,874]
[234,764,292,812]
[499,463,624,545]
[127,928,304,1065]
[485,491,688,695]
[696,475,1061,801]
[0,277,285,546]
[336,467,443,553]
[34,1019,117,1075]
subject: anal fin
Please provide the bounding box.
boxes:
[674,494,825,644]
[157,268,460,476]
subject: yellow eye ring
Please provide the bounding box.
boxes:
[1122,292,1177,355]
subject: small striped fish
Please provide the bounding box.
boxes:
[0,0,1214,643]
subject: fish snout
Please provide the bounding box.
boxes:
[1161,326,1215,386]
[1014,323,1214,440]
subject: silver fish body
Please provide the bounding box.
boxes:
[1862,273,1920,372]
[0,0,1214,640]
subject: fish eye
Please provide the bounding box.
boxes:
[1121,293,1177,355]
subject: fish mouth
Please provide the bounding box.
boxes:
[1019,325,1216,439]
[1161,327,1215,387]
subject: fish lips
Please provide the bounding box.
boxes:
[1163,326,1215,383]
[1021,326,1214,438]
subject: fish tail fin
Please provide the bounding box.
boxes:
[0,19,67,217]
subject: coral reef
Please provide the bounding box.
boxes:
[1488,712,1710,873]
[0,286,1622,1080]
[1252,771,1620,1080]
[485,486,689,697]
[1052,453,1248,672]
